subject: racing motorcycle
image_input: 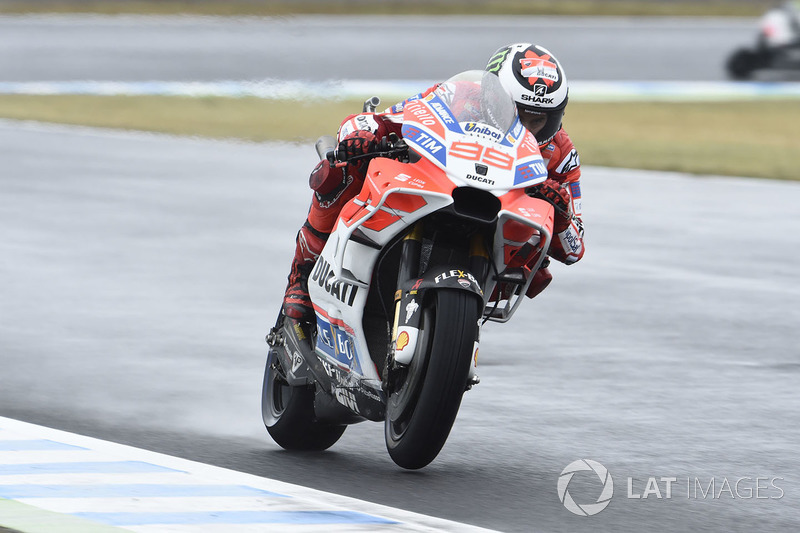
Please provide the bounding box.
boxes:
[727,3,800,80]
[262,71,555,469]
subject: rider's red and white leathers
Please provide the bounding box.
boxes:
[282,85,585,318]
[537,129,585,265]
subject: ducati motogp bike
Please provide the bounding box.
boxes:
[263,71,556,469]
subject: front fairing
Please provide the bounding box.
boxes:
[400,70,549,194]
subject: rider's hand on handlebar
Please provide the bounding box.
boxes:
[335,130,378,163]
[529,179,572,233]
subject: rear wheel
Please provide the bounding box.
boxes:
[262,348,346,451]
[385,289,479,469]
[727,48,759,80]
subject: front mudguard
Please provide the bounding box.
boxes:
[392,266,483,367]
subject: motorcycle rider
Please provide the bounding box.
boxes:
[281,43,585,322]
[760,1,800,50]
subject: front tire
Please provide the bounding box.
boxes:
[385,289,479,469]
[262,348,346,451]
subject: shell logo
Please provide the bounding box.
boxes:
[396,331,410,351]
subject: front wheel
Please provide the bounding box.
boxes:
[262,348,346,451]
[385,289,479,469]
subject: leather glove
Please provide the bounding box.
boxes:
[335,130,378,163]
[529,179,572,233]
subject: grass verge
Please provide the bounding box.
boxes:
[0,94,797,180]
[0,0,776,17]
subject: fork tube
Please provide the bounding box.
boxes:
[397,222,423,285]
[469,232,490,288]
[392,222,424,349]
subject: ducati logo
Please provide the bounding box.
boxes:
[514,48,562,92]
[519,52,559,86]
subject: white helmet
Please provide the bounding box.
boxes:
[485,43,569,146]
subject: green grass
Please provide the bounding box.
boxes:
[0,95,797,180]
[0,0,776,17]
[566,101,800,180]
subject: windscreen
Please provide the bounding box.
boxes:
[435,70,518,140]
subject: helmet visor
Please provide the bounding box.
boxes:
[517,106,548,136]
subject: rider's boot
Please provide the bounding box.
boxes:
[525,257,552,299]
[282,222,328,323]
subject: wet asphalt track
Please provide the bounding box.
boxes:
[1,120,799,532]
[2,13,800,533]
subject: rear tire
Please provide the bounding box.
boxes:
[727,48,759,80]
[262,348,346,451]
[385,289,479,469]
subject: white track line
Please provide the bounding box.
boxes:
[0,417,499,533]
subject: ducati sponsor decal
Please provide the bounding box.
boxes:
[517,206,544,219]
[514,158,548,185]
[569,181,582,199]
[465,173,495,186]
[404,99,439,127]
[396,331,410,351]
[435,269,479,286]
[520,53,559,85]
[310,256,359,306]
[315,313,362,373]
[402,124,446,166]
[513,48,563,93]
[556,149,580,174]
[360,387,382,402]
[334,387,360,413]
[394,327,420,365]
[405,299,419,324]
[463,122,504,142]
[428,97,458,128]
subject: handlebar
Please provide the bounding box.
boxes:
[330,133,409,167]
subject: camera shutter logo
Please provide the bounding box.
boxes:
[558,459,614,516]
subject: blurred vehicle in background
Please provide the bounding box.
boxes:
[727,1,800,79]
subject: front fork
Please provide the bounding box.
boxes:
[387,222,484,389]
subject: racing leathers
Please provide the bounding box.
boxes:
[281,86,585,321]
